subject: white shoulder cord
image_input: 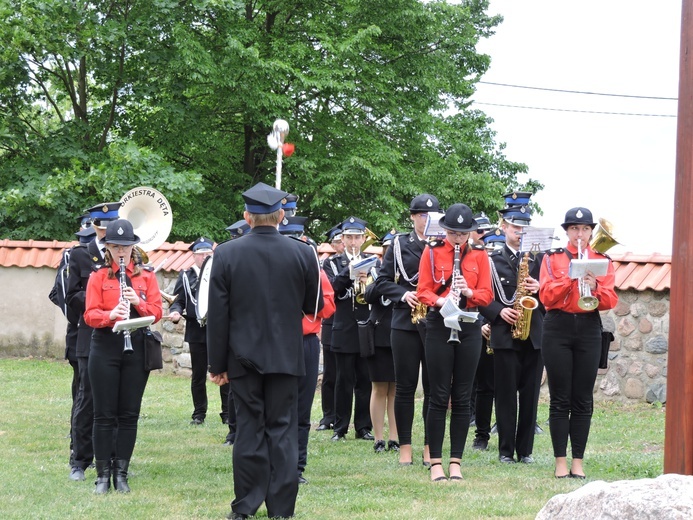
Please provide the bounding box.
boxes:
[304,246,322,323]
[489,255,516,306]
[182,270,196,308]
[394,235,419,285]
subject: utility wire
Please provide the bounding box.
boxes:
[478,81,678,101]
[474,101,677,118]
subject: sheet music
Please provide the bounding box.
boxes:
[569,259,609,279]
[520,226,556,252]
[424,211,447,238]
[350,255,378,278]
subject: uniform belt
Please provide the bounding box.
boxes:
[547,309,597,318]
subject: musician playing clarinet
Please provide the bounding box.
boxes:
[417,203,492,483]
[84,219,163,494]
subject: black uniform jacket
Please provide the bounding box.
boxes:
[479,245,545,351]
[364,272,392,348]
[206,226,322,378]
[374,231,425,332]
[325,252,380,354]
[169,267,206,344]
[66,239,105,357]
[320,255,339,346]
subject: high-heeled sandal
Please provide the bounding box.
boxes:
[429,462,447,482]
[422,452,431,469]
[448,461,463,481]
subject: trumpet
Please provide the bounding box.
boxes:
[577,239,599,311]
[160,290,178,306]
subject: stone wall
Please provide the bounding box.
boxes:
[595,288,669,404]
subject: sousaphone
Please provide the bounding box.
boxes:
[195,255,213,327]
[119,186,173,262]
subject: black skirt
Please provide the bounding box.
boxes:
[367,346,395,382]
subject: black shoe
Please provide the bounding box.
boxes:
[298,473,308,484]
[112,459,131,493]
[355,428,375,441]
[535,423,544,434]
[569,471,586,479]
[94,460,112,494]
[316,422,333,431]
[472,438,488,451]
[226,513,249,520]
[388,440,400,452]
[69,467,85,481]
[373,440,386,453]
[331,432,345,441]
[223,433,236,446]
[190,418,204,425]
[519,455,535,464]
[499,455,516,464]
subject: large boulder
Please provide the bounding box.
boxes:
[536,474,693,520]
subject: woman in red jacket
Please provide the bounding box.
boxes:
[539,207,618,480]
[84,219,162,494]
[417,203,493,483]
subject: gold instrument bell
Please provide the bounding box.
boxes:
[590,218,621,253]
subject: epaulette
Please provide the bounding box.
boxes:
[546,248,565,255]
[288,235,312,247]
[471,244,485,251]
[489,249,502,256]
[594,250,611,260]
[428,239,445,248]
[142,264,155,272]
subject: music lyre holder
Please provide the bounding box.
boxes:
[113,316,155,333]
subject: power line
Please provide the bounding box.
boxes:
[473,101,677,117]
[478,81,678,101]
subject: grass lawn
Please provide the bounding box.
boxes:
[0,358,665,519]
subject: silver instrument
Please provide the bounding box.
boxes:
[445,244,463,344]
[577,239,599,311]
[119,257,134,355]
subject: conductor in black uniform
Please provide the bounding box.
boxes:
[65,202,121,481]
[479,192,545,464]
[206,182,323,520]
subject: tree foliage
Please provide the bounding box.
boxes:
[0,0,540,243]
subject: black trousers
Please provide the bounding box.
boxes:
[425,313,481,459]
[298,334,320,473]
[493,346,540,459]
[88,330,150,461]
[230,371,299,519]
[190,341,231,425]
[541,310,602,459]
[474,340,495,441]
[319,344,336,427]
[68,358,79,464]
[391,328,429,446]
[71,355,94,469]
[333,351,372,435]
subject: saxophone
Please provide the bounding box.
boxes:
[510,251,539,341]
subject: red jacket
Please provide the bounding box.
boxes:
[417,240,493,308]
[303,270,335,335]
[84,261,163,329]
[539,244,618,313]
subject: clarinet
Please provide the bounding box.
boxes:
[447,244,462,344]
[119,257,134,355]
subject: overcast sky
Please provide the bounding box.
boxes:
[472,0,682,255]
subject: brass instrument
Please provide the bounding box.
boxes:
[590,218,621,253]
[577,239,599,311]
[119,257,134,355]
[511,246,539,341]
[160,291,178,306]
[361,227,380,253]
[355,273,374,305]
[119,186,173,264]
[411,302,427,324]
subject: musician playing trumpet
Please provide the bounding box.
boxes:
[417,203,492,483]
[539,207,618,479]
[84,219,163,494]
[479,193,546,466]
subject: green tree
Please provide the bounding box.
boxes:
[0,0,540,243]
